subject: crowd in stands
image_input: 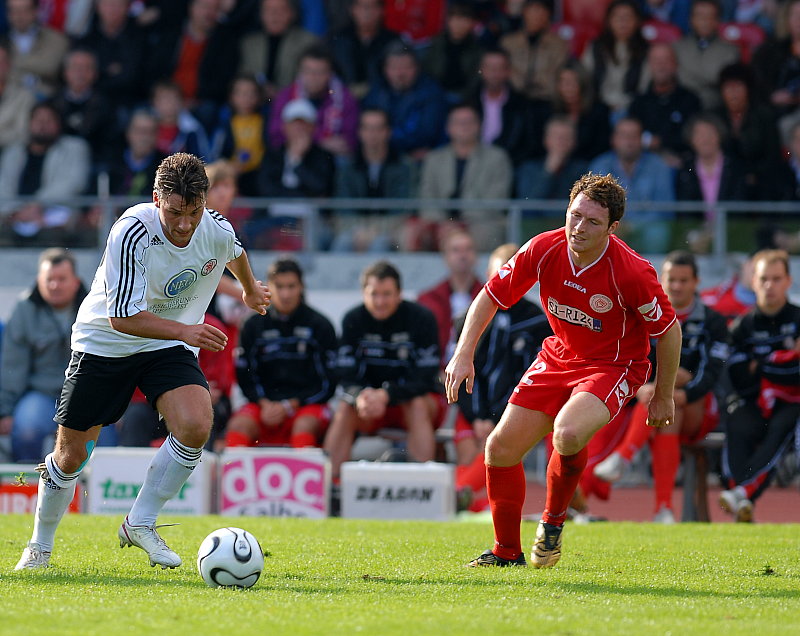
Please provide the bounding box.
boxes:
[0,0,799,251]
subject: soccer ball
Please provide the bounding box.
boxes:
[197,527,264,588]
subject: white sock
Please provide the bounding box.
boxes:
[30,454,80,552]
[126,434,202,527]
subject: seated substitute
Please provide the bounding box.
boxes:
[455,243,552,512]
[593,250,728,523]
[720,249,800,522]
[225,258,338,449]
[323,260,441,481]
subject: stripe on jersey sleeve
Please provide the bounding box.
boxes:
[114,221,148,317]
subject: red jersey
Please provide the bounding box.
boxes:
[485,228,676,364]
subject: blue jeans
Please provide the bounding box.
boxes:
[10,391,118,463]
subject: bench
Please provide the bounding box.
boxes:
[681,431,725,522]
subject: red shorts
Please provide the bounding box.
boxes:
[234,402,331,446]
[358,392,447,434]
[509,348,651,423]
[680,392,720,445]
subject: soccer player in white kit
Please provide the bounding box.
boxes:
[15,153,270,570]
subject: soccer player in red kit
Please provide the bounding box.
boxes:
[446,173,682,568]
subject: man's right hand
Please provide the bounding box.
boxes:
[445,353,475,404]
[0,416,12,435]
[181,323,228,352]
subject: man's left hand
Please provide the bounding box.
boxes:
[243,281,271,315]
[646,395,675,428]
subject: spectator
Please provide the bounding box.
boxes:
[417,103,513,250]
[0,249,115,461]
[362,42,448,159]
[468,48,547,167]
[107,109,165,197]
[268,45,359,158]
[593,250,728,523]
[551,62,611,162]
[215,74,269,196]
[455,243,551,512]
[700,252,755,323]
[721,249,800,522]
[581,0,650,116]
[643,0,691,32]
[323,260,440,481]
[499,0,568,102]
[752,0,800,116]
[332,107,411,251]
[0,42,36,151]
[52,48,117,168]
[76,0,148,111]
[238,0,319,99]
[0,102,91,245]
[150,80,211,160]
[628,42,702,168]
[417,229,484,365]
[715,62,782,200]
[383,0,445,44]
[674,0,740,109]
[144,0,241,130]
[3,0,69,97]
[422,1,484,102]
[248,98,335,248]
[328,0,401,99]
[589,116,675,252]
[676,113,746,252]
[516,115,589,203]
[225,258,338,449]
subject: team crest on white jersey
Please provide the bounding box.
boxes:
[638,297,663,322]
[201,258,218,276]
[164,269,198,297]
[590,294,613,313]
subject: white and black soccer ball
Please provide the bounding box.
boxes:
[197,527,264,588]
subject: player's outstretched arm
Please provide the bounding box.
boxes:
[647,320,683,428]
[109,312,229,352]
[445,289,498,403]
[226,250,270,315]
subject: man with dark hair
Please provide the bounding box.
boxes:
[593,250,728,523]
[720,249,800,522]
[323,260,441,481]
[224,257,338,449]
[0,249,96,462]
[15,152,270,571]
[447,172,682,568]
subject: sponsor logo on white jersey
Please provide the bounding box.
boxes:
[164,269,198,298]
[638,297,663,322]
[150,235,164,246]
[547,297,602,332]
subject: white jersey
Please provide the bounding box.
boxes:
[72,203,243,357]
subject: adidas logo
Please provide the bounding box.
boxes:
[150,235,164,246]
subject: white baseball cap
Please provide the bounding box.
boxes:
[281,98,317,123]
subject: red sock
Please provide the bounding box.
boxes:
[456,452,486,493]
[742,473,768,499]
[486,463,526,560]
[618,402,652,461]
[290,432,317,448]
[650,433,680,511]
[543,447,588,526]
[225,430,254,447]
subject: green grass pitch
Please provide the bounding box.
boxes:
[1,515,799,636]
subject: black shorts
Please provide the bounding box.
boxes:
[54,346,209,431]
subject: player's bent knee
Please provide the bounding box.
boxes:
[552,429,582,456]
[484,431,520,467]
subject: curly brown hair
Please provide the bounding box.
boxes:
[568,172,627,226]
[154,153,209,204]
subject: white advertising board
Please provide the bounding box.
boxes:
[85,448,216,515]
[340,461,455,521]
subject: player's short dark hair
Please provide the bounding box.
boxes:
[155,153,209,204]
[39,247,76,272]
[268,257,304,283]
[664,250,698,278]
[361,260,402,289]
[568,173,626,226]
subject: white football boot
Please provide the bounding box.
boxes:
[15,542,51,570]
[118,517,182,569]
[593,452,627,483]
